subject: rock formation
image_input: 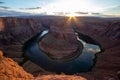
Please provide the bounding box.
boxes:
[39,26,83,60]
[0,50,34,80]
[36,74,87,80]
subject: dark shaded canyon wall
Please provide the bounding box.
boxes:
[73,17,120,49]
[0,17,47,58]
[72,18,120,79]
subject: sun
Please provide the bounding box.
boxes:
[66,12,78,17]
[68,13,76,17]
[65,11,82,28]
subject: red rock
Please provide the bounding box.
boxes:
[0,51,34,80]
[36,74,87,80]
[0,50,3,59]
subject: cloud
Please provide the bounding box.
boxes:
[0,6,11,10]
[105,5,120,10]
[99,5,120,12]
[0,9,32,17]
[101,5,120,15]
[0,1,4,4]
[75,12,88,14]
[19,7,41,10]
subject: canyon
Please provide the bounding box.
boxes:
[0,16,120,80]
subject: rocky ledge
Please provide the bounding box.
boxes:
[0,50,34,80]
[36,74,87,80]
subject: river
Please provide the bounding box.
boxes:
[23,30,102,74]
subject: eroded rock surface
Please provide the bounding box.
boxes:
[0,51,34,80]
[36,75,87,80]
[39,26,82,60]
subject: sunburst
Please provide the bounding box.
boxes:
[64,12,83,28]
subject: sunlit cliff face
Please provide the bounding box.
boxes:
[0,19,4,31]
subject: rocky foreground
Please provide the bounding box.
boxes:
[1,51,87,80]
[0,51,34,80]
[0,16,120,80]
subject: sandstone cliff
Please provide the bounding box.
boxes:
[0,50,34,80]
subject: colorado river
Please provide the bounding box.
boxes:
[23,30,101,74]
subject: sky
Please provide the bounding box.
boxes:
[0,0,120,16]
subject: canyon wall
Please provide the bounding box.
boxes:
[0,16,120,79]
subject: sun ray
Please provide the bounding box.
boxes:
[64,13,83,29]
